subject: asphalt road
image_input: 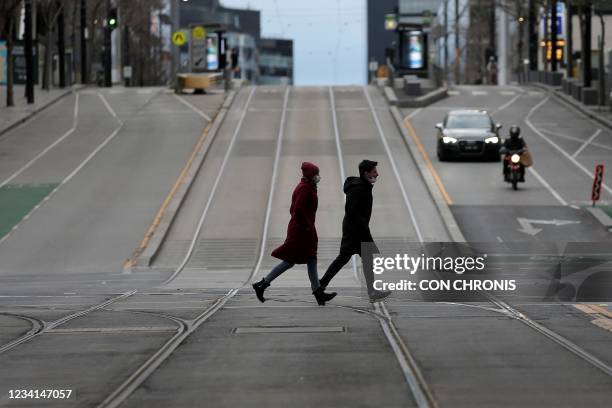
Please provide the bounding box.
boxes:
[0,85,610,407]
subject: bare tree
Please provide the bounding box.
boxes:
[38,0,66,90]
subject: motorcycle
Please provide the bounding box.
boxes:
[503,149,525,190]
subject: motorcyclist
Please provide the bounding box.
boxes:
[500,125,527,181]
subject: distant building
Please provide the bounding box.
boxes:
[177,0,260,82]
[367,0,398,78]
[259,38,293,85]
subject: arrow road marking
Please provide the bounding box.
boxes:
[516,217,581,236]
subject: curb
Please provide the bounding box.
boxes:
[389,106,467,242]
[133,89,238,268]
[383,86,449,108]
[528,82,612,131]
[0,85,84,138]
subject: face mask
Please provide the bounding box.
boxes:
[368,176,377,184]
[313,175,321,184]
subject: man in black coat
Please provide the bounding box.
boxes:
[319,160,391,302]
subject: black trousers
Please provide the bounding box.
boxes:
[320,246,375,292]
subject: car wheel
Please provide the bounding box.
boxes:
[437,145,449,161]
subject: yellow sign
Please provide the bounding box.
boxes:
[172,31,187,46]
[192,26,206,41]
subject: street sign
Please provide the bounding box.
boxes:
[192,26,206,41]
[592,164,605,205]
[172,31,187,46]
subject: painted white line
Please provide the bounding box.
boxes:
[404,108,422,121]
[525,96,612,196]
[173,94,213,122]
[472,91,488,95]
[572,128,601,158]
[363,86,424,242]
[495,93,522,112]
[109,89,125,95]
[539,128,612,152]
[0,94,79,188]
[528,167,568,206]
[251,87,291,281]
[527,91,544,96]
[447,90,460,96]
[496,236,504,243]
[162,87,257,285]
[0,94,124,246]
[500,91,516,96]
[329,87,361,285]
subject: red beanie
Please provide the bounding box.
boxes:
[301,162,319,178]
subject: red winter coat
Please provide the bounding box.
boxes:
[271,179,318,264]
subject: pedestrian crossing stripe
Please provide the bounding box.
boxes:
[447,90,460,95]
[472,91,488,95]
[500,91,516,95]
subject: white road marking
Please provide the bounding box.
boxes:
[329,87,361,285]
[109,89,125,94]
[539,128,612,152]
[572,128,601,157]
[516,217,580,236]
[447,90,460,96]
[495,93,522,112]
[496,236,504,243]
[1,93,79,188]
[173,94,213,122]
[527,91,543,96]
[137,89,154,94]
[404,108,422,121]
[363,86,424,242]
[0,93,123,246]
[472,91,488,95]
[525,96,612,196]
[500,91,516,96]
[528,167,568,206]
[162,87,257,285]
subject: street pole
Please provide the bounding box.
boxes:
[455,0,460,85]
[528,0,537,71]
[499,6,508,85]
[58,6,66,88]
[80,0,88,84]
[551,0,557,72]
[584,0,592,88]
[104,0,112,87]
[444,0,449,84]
[171,0,179,91]
[567,0,573,77]
[24,0,34,104]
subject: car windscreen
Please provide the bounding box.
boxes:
[446,114,492,129]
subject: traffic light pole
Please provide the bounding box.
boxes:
[58,7,66,88]
[528,0,538,71]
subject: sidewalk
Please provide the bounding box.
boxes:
[528,81,612,131]
[0,84,80,137]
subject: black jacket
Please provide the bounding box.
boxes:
[340,176,374,253]
[501,136,526,153]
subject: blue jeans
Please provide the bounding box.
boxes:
[264,258,320,292]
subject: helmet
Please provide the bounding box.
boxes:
[509,125,520,139]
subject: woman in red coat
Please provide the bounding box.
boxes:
[253,162,337,305]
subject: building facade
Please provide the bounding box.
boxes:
[258,38,293,85]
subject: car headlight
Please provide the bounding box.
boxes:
[442,136,458,144]
[485,136,499,144]
[511,154,521,163]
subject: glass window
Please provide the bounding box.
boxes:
[446,114,492,129]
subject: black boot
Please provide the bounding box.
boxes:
[252,278,270,303]
[313,286,337,306]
